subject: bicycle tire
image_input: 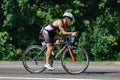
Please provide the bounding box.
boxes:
[61,46,89,75]
[22,45,46,73]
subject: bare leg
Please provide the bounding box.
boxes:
[54,35,61,45]
[44,43,55,70]
[45,43,53,64]
[45,35,61,70]
[54,35,61,40]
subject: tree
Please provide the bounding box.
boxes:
[0,0,120,61]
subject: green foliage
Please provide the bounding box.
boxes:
[0,0,120,61]
[0,32,15,60]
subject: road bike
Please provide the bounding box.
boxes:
[22,34,89,75]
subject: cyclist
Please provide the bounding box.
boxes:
[40,12,78,70]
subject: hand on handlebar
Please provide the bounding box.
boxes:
[71,32,78,37]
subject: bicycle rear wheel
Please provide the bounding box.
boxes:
[22,45,46,73]
[61,46,89,75]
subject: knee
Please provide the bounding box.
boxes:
[46,44,54,52]
[47,47,53,52]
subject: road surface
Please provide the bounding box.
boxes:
[0,61,120,80]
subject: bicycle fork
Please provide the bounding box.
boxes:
[67,46,76,61]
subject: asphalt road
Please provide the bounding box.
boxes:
[0,61,120,80]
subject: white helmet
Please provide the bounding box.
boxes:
[63,12,74,20]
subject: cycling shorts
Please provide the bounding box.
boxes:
[41,29,56,43]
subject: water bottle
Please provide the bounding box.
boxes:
[70,36,75,43]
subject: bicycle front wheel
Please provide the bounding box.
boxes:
[61,46,89,75]
[22,45,46,73]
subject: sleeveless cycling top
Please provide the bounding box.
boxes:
[44,20,64,31]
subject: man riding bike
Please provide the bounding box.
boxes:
[40,12,78,70]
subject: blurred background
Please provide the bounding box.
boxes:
[0,0,120,61]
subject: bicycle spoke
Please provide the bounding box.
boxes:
[61,46,89,75]
[22,45,46,73]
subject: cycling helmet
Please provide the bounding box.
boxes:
[63,12,74,20]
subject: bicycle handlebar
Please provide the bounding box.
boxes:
[59,31,79,44]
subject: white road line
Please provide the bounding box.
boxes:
[0,77,101,80]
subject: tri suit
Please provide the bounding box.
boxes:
[40,20,63,43]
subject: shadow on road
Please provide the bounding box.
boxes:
[42,71,119,75]
[84,71,119,75]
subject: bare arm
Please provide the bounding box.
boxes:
[56,20,72,35]
[53,20,78,36]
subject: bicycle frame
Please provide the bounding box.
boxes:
[33,35,78,62]
[34,42,76,62]
[67,46,76,61]
[54,44,67,59]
